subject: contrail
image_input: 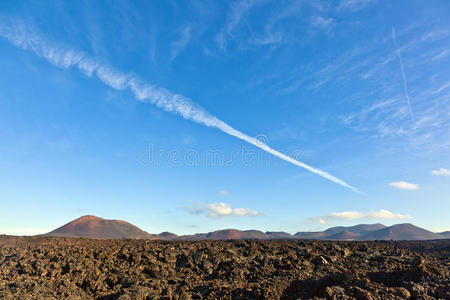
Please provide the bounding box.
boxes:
[0,21,361,194]
[392,27,415,121]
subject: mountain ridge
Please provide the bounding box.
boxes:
[44,215,154,240]
[40,215,447,241]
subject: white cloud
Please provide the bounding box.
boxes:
[330,211,365,220]
[190,202,262,218]
[304,209,412,225]
[0,18,360,193]
[332,209,411,220]
[1,228,47,235]
[337,0,377,11]
[369,209,412,219]
[392,27,415,122]
[170,26,191,61]
[431,168,450,176]
[389,181,419,190]
[311,16,335,32]
[250,32,282,45]
[218,190,229,197]
[430,49,449,61]
[431,81,450,94]
[265,0,303,30]
[216,0,262,50]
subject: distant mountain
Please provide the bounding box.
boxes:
[439,231,450,238]
[265,231,294,239]
[155,232,179,240]
[361,223,445,241]
[40,216,448,241]
[44,215,153,239]
[294,231,326,239]
[294,224,385,241]
[323,223,386,235]
[327,231,360,241]
[180,229,294,240]
[205,229,268,240]
[294,223,446,241]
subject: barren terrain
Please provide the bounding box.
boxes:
[0,236,448,299]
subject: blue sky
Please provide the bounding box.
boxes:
[0,0,449,235]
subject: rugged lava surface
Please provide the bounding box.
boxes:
[0,236,448,299]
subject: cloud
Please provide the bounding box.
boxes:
[311,16,335,32]
[431,168,450,176]
[218,190,229,197]
[304,209,412,225]
[389,181,419,190]
[265,0,304,30]
[1,228,47,235]
[0,19,361,193]
[250,32,282,46]
[332,209,412,220]
[216,0,262,50]
[170,26,191,61]
[329,211,365,220]
[337,0,377,11]
[190,202,262,218]
[431,81,450,95]
[429,49,449,61]
[392,27,415,122]
[255,0,302,47]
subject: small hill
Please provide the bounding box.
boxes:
[205,229,268,240]
[44,215,153,239]
[438,231,450,238]
[265,231,293,239]
[294,231,327,239]
[294,224,386,240]
[324,223,386,235]
[362,223,445,240]
[156,232,178,240]
[327,231,360,241]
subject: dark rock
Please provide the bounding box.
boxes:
[391,287,411,298]
[313,255,329,265]
[352,286,374,300]
[0,237,448,299]
[325,286,350,299]
[403,282,425,297]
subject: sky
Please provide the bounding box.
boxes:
[0,0,449,235]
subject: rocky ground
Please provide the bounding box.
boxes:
[0,236,448,299]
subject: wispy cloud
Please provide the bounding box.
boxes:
[250,32,282,46]
[266,0,303,30]
[218,190,229,197]
[170,26,191,61]
[341,97,401,128]
[280,46,368,94]
[247,0,308,48]
[431,81,450,95]
[389,181,419,190]
[339,25,450,153]
[431,168,450,176]
[0,19,361,193]
[304,209,412,225]
[216,0,261,50]
[392,26,415,122]
[190,202,262,218]
[149,25,158,65]
[429,49,449,61]
[311,15,335,32]
[337,0,377,11]
[1,228,47,235]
